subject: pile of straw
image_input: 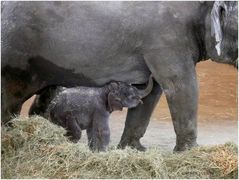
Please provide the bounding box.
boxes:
[2,116,238,179]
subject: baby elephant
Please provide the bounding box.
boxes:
[46,77,153,151]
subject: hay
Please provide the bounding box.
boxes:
[163,143,238,179]
[2,116,238,179]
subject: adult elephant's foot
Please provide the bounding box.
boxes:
[118,81,162,152]
[144,48,199,153]
[118,137,146,151]
[173,136,198,152]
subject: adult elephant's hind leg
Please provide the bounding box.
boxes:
[145,54,199,151]
[1,80,25,124]
[118,81,162,151]
[165,72,199,152]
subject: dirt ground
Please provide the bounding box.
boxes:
[20,60,238,150]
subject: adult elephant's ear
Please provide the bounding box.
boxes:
[107,92,123,113]
[211,1,227,56]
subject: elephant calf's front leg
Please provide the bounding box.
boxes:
[88,112,110,152]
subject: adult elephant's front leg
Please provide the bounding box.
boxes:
[118,80,162,151]
[145,54,199,151]
[165,75,198,151]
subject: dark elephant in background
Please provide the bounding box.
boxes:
[1,1,238,151]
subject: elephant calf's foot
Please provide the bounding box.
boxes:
[118,138,146,151]
[64,132,80,143]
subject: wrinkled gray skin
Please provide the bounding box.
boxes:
[1,2,238,152]
[29,75,154,117]
[46,81,148,151]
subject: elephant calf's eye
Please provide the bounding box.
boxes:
[123,92,129,97]
[128,95,136,99]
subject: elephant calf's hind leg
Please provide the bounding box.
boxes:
[65,119,82,143]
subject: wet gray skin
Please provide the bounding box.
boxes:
[45,78,153,151]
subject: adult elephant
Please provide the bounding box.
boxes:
[2,1,238,151]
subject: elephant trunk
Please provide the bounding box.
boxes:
[137,74,154,98]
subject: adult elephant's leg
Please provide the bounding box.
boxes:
[1,92,22,124]
[1,66,44,124]
[1,81,24,124]
[118,80,162,151]
[166,74,198,151]
[145,53,199,151]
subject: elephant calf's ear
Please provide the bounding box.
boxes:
[107,92,123,113]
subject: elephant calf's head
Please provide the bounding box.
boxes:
[106,75,153,112]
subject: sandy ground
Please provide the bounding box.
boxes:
[20,61,238,150]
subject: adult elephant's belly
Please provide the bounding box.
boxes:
[30,28,151,86]
[27,52,151,88]
[33,28,151,86]
[2,1,152,88]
